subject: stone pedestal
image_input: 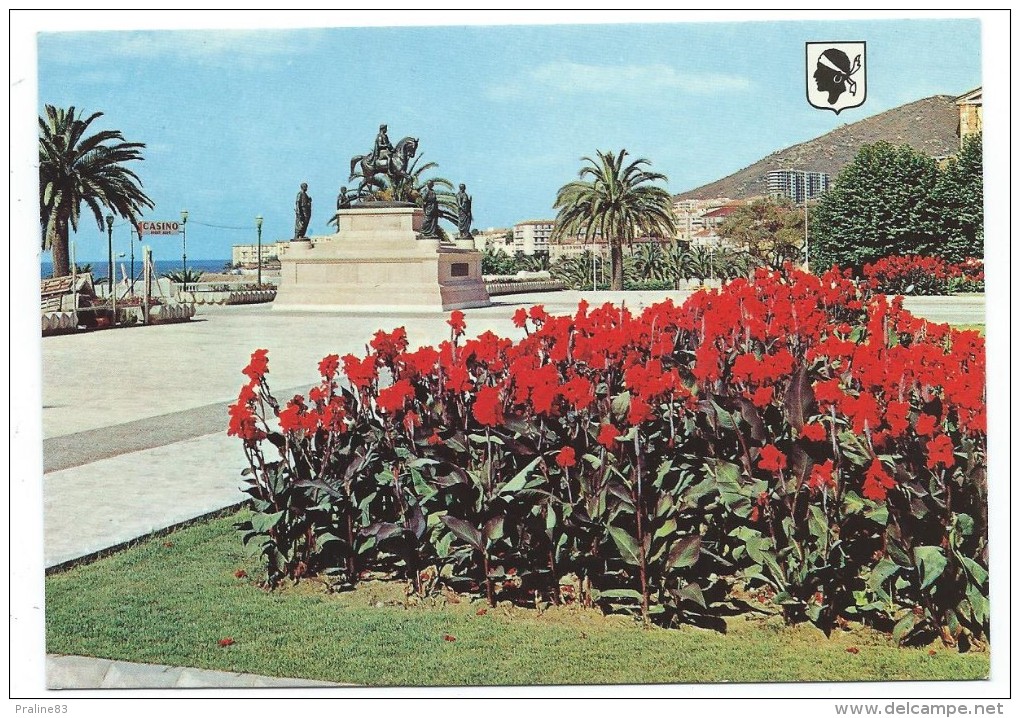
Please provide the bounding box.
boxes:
[273,204,491,312]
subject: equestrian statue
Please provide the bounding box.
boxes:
[349,125,419,197]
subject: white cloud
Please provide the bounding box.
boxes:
[487,61,750,101]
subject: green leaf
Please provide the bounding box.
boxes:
[807,504,828,541]
[597,588,644,602]
[864,503,889,526]
[469,433,505,445]
[483,515,505,543]
[965,582,989,626]
[954,513,975,536]
[499,456,542,497]
[653,518,678,542]
[711,400,738,430]
[961,557,988,586]
[610,392,631,418]
[867,558,900,597]
[674,582,706,609]
[608,526,641,566]
[249,510,284,534]
[842,490,865,515]
[440,515,484,553]
[913,545,948,591]
[666,534,701,570]
[892,613,917,645]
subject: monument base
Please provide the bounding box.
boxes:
[272,206,491,312]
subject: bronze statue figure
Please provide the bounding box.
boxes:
[420,180,440,238]
[349,131,419,196]
[329,186,351,231]
[456,183,473,238]
[369,124,392,166]
[294,183,312,239]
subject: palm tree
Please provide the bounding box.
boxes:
[39,105,154,277]
[552,149,676,291]
[659,240,692,290]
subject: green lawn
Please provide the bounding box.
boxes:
[45,511,989,686]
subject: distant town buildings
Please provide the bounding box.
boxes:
[231,241,288,267]
[955,86,982,148]
[766,170,830,204]
[513,220,555,255]
[672,197,743,246]
[473,227,513,253]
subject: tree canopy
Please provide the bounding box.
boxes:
[39,105,154,277]
[809,137,983,272]
[718,196,805,269]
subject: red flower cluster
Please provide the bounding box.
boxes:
[232,266,985,551]
[863,255,985,295]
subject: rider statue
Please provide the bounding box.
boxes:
[369,124,393,166]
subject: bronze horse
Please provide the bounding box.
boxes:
[349,136,419,196]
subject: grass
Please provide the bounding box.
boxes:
[45,511,990,686]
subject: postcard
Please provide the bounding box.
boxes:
[11,9,1010,709]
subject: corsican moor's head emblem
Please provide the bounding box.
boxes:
[806,41,867,114]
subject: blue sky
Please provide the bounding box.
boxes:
[33,14,982,261]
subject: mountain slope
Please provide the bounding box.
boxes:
[675,95,960,200]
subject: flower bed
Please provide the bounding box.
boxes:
[229,266,987,646]
[863,255,985,296]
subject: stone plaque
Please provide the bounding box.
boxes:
[451,263,469,277]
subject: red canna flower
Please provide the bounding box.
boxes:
[808,459,835,492]
[915,412,938,436]
[862,459,896,502]
[402,410,421,434]
[800,422,826,442]
[512,307,528,328]
[376,379,415,414]
[757,444,787,473]
[241,348,269,384]
[628,395,652,426]
[318,353,340,379]
[750,386,774,409]
[447,310,466,335]
[472,385,504,427]
[555,446,576,468]
[426,430,444,445]
[597,422,621,450]
[925,434,956,470]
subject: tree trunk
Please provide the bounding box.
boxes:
[47,211,71,278]
[610,238,624,291]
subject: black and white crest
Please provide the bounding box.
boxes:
[806,42,867,114]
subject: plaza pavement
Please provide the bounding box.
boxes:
[38,288,984,688]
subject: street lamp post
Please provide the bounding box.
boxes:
[129,224,136,296]
[105,214,114,294]
[180,209,189,283]
[256,215,264,287]
[803,171,810,271]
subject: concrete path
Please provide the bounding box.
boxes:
[46,655,344,689]
[37,289,985,688]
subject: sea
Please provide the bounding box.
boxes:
[40,258,231,279]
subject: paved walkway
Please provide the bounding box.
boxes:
[37,289,985,688]
[46,655,344,689]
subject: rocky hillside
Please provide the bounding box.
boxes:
[676,95,961,200]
